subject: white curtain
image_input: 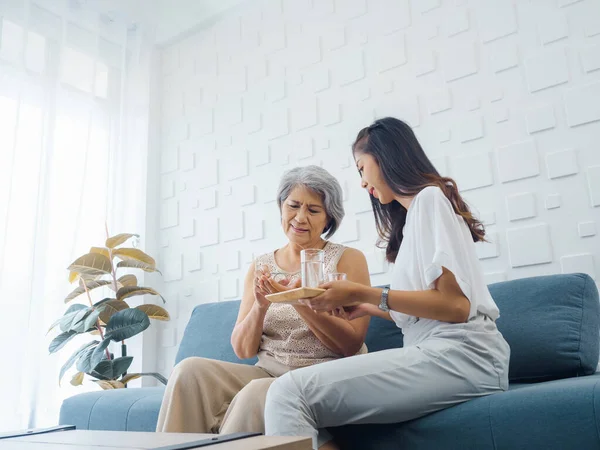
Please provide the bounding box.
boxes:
[0,0,154,430]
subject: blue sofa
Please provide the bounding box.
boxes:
[60,273,600,449]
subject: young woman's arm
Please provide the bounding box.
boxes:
[364,267,469,323]
[311,267,470,323]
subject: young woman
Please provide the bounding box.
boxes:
[264,117,510,450]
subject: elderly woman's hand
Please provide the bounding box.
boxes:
[254,266,301,310]
[253,265,277,310]
[260,274,301,294]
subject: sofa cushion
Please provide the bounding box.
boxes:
[177,297,405,364]
[490,273,599,382]
[364,313,403,352]
[59,387,164,432]
[175,301,257,366]
[329,373,600,450]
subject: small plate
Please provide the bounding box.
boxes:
[265,287,325,304]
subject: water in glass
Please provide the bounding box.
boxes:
[301,249,325,288]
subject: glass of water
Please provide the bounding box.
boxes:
[327,272,347,282]
[301,249,325,288]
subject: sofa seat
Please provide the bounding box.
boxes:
[60,374,600,450]
[59,387,165,432]
[329,373,600,450]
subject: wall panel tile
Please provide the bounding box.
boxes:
[506,224,553,268]
[497,140,540,183]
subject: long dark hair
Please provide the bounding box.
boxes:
[352,117,485,263]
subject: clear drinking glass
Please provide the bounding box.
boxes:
[327,272,347,282]
[301,249,325,288]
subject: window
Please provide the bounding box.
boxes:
[60,47,109,98]
[1,18,46,73]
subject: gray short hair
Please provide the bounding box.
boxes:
[277,165,345,239]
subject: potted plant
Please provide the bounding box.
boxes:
[48,231,169,389]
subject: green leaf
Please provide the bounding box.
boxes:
[82,308,103,332]
[65,303,88,315]
[60,307,89,332]
[57,312,79,332]
[106,233,139,249]
[49,330,78,354]
[90,357,132,380]
[90,370,110,380]
[64,280,112,304]
[47,318,63,335]
[68,308,94,333]
[91,360,115,379]
[117,260,162,274]
[117,286,164,303]
[68,253,112,277]
[77,345,102,373]
[47,304,87,334]
[112,356,133,379]
[89,339,111,371]
[105,309,150,342]
[98,299,129,324]
[59,340,98,385]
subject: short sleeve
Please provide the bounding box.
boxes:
[413,187,475,315]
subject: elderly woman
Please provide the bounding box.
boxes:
[156,165,371,435]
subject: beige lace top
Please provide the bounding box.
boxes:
[255,242,368,371]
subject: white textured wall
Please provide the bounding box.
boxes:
[153,0,600,372]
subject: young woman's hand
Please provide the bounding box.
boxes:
[306,280,368,312]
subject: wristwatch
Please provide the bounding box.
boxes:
[378,286,390,312]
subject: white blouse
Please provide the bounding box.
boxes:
[389,186,500,338]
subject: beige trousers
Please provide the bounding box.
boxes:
[156,357,279,434]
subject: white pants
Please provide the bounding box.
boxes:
[264,315,510,449]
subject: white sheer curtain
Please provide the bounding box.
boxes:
[0,0,154,430]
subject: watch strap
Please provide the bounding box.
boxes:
[378,286,390,312]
